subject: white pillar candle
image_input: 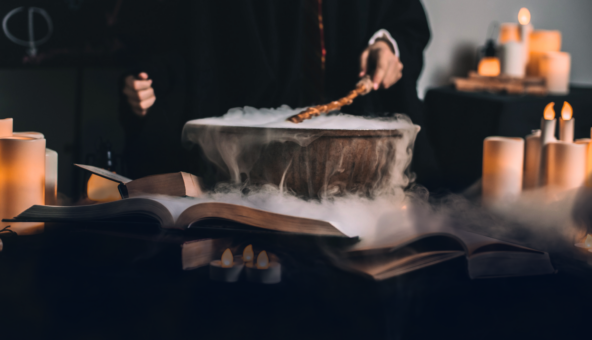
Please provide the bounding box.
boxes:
[539,52,571,95]
[540,113,557,145]
[523,130,541,190]
[575,139,590,187]
[45,149,58,205]
[13,132,44,139]
[539,103,557,186]
[0,118,13,137]
[559,119,574,143]
[581,137,592,188]
[545,141,587,191]
[482,137,524,204]
[518,8,532,66]
[0,136,46,235]
[559,101,574,143]
[501,41,525,78]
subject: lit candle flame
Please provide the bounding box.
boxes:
[543,102,555,120]
[256,250,269,269]
[243,244,254,262]
[585,235,592,248]
[221,248,233,268]
[518,8,531,25]
[561,101,573,120]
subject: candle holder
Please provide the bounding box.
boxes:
[245,251,281,284]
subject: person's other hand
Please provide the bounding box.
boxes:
[359,40,403,90]
[123,72,155,117]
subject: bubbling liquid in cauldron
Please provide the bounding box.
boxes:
[182,106,420,200]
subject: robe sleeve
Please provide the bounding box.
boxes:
[373,0,431,84]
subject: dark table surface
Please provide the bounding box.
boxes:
[1,224,592,340]
[424,86,592,193]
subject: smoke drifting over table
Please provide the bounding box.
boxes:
[181,106,588,256]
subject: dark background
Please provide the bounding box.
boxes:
[0,0,189,199]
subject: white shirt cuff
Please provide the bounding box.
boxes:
[368,29,400,57]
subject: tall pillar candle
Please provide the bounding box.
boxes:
[559,102,574,142]
[545,141,586,191]
[575,139,591,188]
[501,41,525,77]
[587,144,592,189]
[518,8,532,65]
[482,137,524,204]
[0,137,46,235]
[539,103,557,186]
[45,149,58,205]
[583,133,592,188]
[539,52,571,95]
[523,130,541,190]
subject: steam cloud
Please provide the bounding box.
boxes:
[180,106,588,260]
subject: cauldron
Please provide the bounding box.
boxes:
[184,122,419,199]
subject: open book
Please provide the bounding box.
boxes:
[9,197,555,280]
[337,226,555,280]
[11,197,351,238]
[76,164,203,199]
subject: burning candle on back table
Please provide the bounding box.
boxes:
[539,52,571,95]
[559,102,574,143]
[528,30,561,77]
[518,8,532,66]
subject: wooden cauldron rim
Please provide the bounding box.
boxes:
[191,124,408,137]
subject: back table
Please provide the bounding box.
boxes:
[424,86,592,192]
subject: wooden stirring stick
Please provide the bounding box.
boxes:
[287,75,374,123]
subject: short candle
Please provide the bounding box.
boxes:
[245,250,281,284]
[575,235,592,253]
[242,244,254,263]
[209,248,244,282]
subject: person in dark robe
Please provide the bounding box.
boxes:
[119,0,436,187]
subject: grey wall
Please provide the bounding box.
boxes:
[419,0,592,98]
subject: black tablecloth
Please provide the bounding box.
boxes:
[424,86,592,192]
[1,226,592,340]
